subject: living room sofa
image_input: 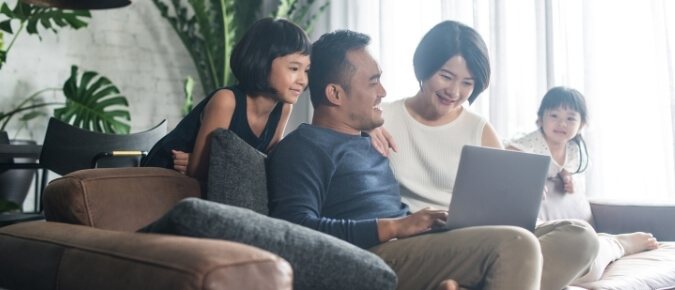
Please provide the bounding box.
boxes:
[2,171,675,290]
[1,128,675,289]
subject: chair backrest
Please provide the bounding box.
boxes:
[39,118,167,176]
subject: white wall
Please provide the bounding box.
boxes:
[0,0,203,142]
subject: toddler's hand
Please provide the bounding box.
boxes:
[559,169,575,194]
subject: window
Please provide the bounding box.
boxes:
[320,0,675,202]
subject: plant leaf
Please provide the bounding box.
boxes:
[0,32,4,70]
[0,49,5,70]
[19,110,47,122]
[302,1,330,34]
[0,20,13,34]
[0,199,21,213]
[273,0,295,18]
[182,75,194,116]
[0,3,15,18]
[54,65,131,134]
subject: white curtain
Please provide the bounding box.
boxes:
[314,0,675,202]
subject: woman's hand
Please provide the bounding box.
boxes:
[368,126,398,157]
[172,150,190,174]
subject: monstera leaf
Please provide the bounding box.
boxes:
[54,65,131,134]
[0,1,90,36]
[0,1,90,70]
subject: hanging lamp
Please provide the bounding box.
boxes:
[20,0,131,9]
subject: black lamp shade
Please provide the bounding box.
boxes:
[21,0,131,9]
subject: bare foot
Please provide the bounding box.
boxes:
[615,232,659,256]
[437,279,459,290]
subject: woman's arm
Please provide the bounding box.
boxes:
[481,122,504,149]
[187,89,236,181]
[368,126,398,157]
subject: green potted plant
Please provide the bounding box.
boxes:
[1,1,131,135]
[0,1,132,213]
[152,0,329,112]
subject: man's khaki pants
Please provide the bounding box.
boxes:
[369,219,598,290]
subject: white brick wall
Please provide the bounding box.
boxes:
[0,0,203,142]
[0,0,204,211]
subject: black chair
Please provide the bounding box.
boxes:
[39,117,167,176]
[0,118,167,227]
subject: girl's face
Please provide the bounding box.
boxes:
[268,52,311,103]
[420,54,475,116]
[539,106,584,145]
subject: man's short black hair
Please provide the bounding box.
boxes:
[230,18,311,94]
[413,20,491,105]
[309,30,371,109]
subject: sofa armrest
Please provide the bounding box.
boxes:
[43,167,201,231]
[0,222,293,290]
[589,199,675,241]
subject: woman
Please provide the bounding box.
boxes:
[370,20,599,290]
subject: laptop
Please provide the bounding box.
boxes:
[440,145,551,232]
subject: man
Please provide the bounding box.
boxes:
[266,29,548,290]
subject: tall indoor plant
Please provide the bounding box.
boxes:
[0,1,131,135]
[0,1,131,213]
[152,0,329,112]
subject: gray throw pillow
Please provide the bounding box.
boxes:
[139,198,398,290]
[206,128,269,215]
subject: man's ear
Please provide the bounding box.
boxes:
[324,84,344,105]
[536,118,542,127]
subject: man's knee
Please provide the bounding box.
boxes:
[498,227,543,263]
[567,220,600,265]
[556,220,599,258]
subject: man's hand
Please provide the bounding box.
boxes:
[377,207,448,242]
[172,150,190,174]
[559,169,574,193]
[368,127,398,157]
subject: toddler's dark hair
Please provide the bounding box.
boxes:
[538,86,589,173]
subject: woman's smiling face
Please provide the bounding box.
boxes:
[420,54,475,115]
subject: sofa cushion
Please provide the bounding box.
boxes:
[43,167,201,232]
[573,242,675,290]
[139,198,397,290]
[0,221,293,290]
[206,128,268,215]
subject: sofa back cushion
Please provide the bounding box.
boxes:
[206,128,269,215]
[43,167,201,232]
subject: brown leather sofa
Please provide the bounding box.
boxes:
[0,167,293,290]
